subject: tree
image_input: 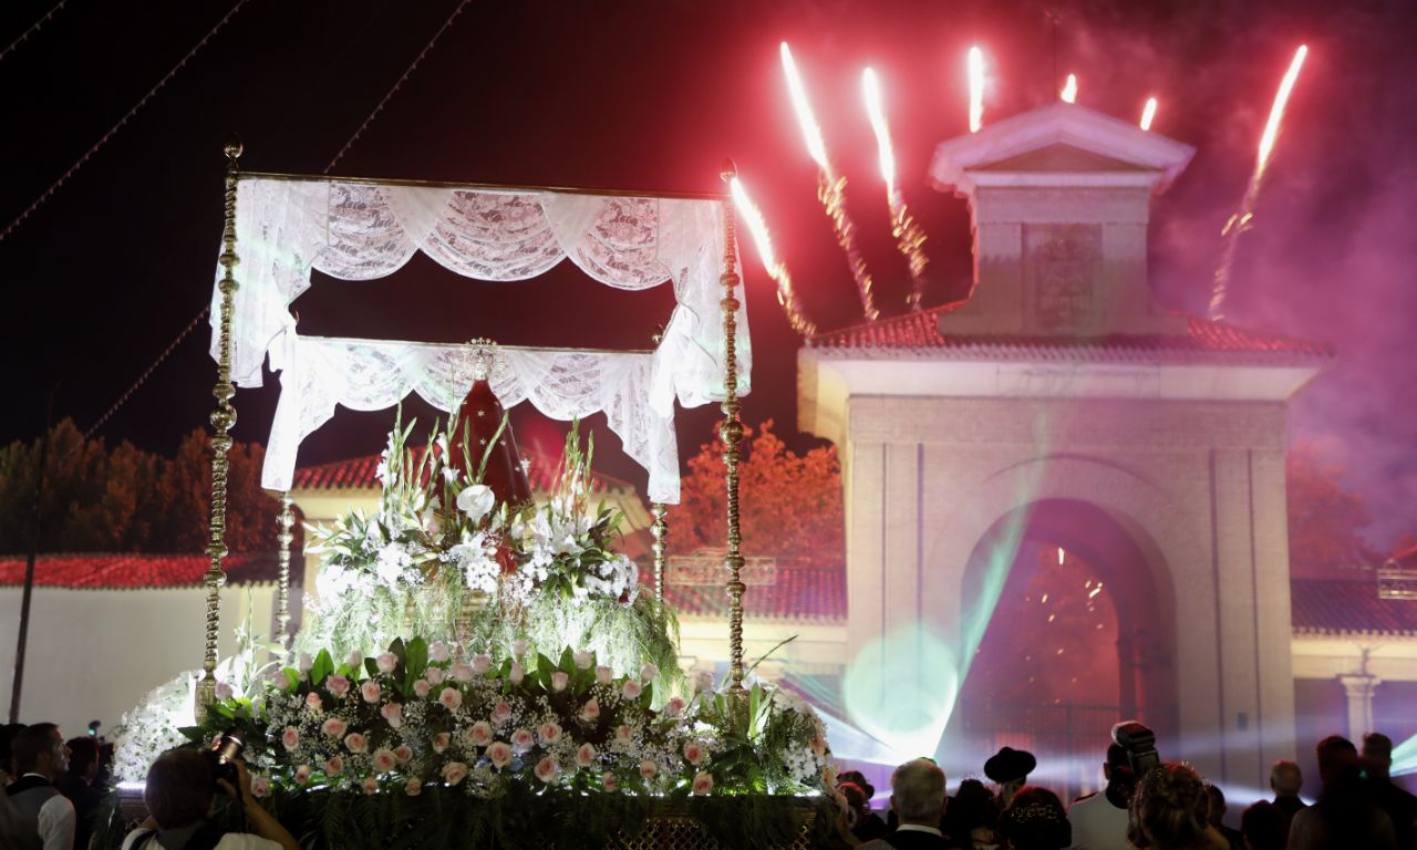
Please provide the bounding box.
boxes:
[1287,440,1380,574]
[667,420,843,565]
[0,419,285,554]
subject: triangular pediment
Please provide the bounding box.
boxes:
[930,102,1194,193]
[974,143,1158,174]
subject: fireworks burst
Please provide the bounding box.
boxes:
[1139,97,1158,131]
[730,176,817,337]
[967,46,986,133]
[1210,45,1309,320]
[780,42,879,321]
[863,67,930,311]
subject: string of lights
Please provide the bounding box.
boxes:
[82,304,210,440]
[0,0,67,63]
[323,0,473,174]
[0,0,249,243]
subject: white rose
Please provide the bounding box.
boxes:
[456,485,496,524]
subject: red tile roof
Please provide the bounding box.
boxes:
[653,561,847,623]
[0,553,281,590]
[293,447,633,494]
[1291,577,1417,636]
[807,304,1332,364]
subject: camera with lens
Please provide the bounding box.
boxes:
[1112,720,1160,779]
[203,732,245,791]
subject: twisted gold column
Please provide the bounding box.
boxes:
[718,161,747,702]
[275,492,294,656]
[197,140,241,722]
[650,503,667,602]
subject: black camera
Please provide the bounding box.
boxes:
[203,732,245,790]
[1112,720,1161,779]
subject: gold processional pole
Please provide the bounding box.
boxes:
[650,504,667,601]
[197,140,242,722]
[718,161,748,712]
[275,492,295,656]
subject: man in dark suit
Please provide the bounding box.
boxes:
[860,758,950,850]
[1363,733,1417,850]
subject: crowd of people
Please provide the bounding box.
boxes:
[833,732,1417,850]
[3,717,1414,850]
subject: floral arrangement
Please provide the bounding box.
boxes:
[301,414,676,682]
[196,637,831,801]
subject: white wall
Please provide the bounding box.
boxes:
[0,585,275,737]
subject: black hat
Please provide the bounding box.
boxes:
[984,747,1037,784]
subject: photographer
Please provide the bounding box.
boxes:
[1068,744,1133,850]
[122,748,298,850]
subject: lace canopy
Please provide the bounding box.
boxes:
[210,175,751,504]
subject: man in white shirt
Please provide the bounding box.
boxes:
[1,722,76,850]
[860,759,951,850]
[122,748,299,850]
[1068,744,1133,850]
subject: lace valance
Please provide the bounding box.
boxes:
[267,335,681,504]
[210,177,750,411]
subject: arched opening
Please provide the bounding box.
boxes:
[942,498,1176,799]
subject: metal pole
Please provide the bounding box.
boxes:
[650,503,667,602]
[8,392,53,724]
[275,492,294,657]
[718,161,748,705]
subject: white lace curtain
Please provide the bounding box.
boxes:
[209,177,750,408]
[208,176,751,505]
[266,335,680,503]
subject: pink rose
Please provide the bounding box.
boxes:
[615,724,633,744]
[551,671,569,693]
[298,652,313,673]
[491,701,512,725]
[413,679,431,699]
[509,662,525,686]
[468,721,493,747]
[325,756,344,776]
[694,670,714,694]
[692,771,714,796]
[372,748,397,772]
[305,692,323,713]
[326,675,351,698]
[432,732,451,754]
[439,687,463,711]
[537,722,562,745]
[281,727,300,752]
[471,654,492,675]
[595,666,613,685]
[250,775,270,798]
[683,741,705,766]
[294,765,312,786]
[429,641,451,663]
[534,756,560,784]
[361,681,382,703]
[602,771,618,792]
[487,741,513,769]
[404,777,423,796]
[664,696,686,717]
[639,760,657,780]
[512,639,529,658]
[576,743,597,768]
[441,761,469,786]
[449,662,475,683]
[344,732,368,754]
[346,650,363,669]
[381,702,404,728]
[425,667,445,686]
[361,776,378,795]
[376,652,398,674]
[580,698,601,723]
[622,680,642,700]
[640,663,659,682]
[574,651,594,670]
[511,728,535,752]
[214,681,233,701]
[394,745,413,765]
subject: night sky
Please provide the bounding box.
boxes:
[2,0,1413,546]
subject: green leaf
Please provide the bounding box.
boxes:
[405,637,429,679]
[558,647,575,673]
[310,650,334,687]
[365,658,380,679]
[281,668,300,691]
